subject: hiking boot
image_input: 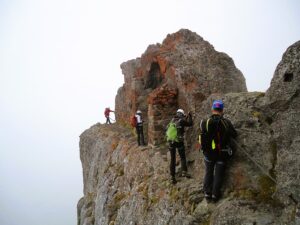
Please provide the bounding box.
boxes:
[204,192,212,201]
[169,176,177,185]
[181,171,192,178]
[140,146,147,151]
[212,194,219,203]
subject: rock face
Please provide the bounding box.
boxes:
[115,29,247,146]
[78,30,300,225]
[266,41,300,204]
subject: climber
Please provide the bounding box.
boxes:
[135,110,145,146]
[200,100,237,202]
[167,109,193,184]
[104,107,114,124]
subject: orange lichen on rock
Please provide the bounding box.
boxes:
[136,67,143,77]
[232,165,250,190]
[155,55,168,75]
[148,85,177,105]
[162,32,183,50]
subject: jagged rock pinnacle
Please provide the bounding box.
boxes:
[78,31,300,225]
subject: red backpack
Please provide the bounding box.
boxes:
[104,108,110,117]
[130,115,137,127]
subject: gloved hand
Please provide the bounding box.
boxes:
[198,143,203,153]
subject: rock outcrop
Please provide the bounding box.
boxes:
[115,29,247,146]
[78,30,300,225]
[266,41,300,205]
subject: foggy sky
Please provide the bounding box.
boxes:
[0,0,299,225]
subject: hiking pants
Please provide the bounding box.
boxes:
[105,116,111,124]
[203,157,226,198]
[169,141,187,178]
[136,125,145,146]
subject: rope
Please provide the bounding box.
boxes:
[232,132,299,206]
[231,138,277,184]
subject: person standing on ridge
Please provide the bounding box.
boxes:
[135,110,145,146]
[104,107,114,124]
[166,109,193,184]
[200,100,237,202]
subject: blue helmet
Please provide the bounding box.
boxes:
[212,100,224,110]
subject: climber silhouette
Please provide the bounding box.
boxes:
[167,109,193,184]
[134,110,145,146]
[104,107,114,124]
[200,100,237,202]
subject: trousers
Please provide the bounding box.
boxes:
[136,125,145,145]
[105,117,111,124]
[203,157,226,198]
[169,141,187,178]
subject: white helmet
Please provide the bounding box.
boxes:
[136,110,142,114]
[177,109,185,115]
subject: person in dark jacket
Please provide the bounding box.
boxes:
[200,100,237,202]
[168,109,193,184]
[135,110,145,146]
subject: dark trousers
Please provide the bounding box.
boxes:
[203,157,226,198]
[105,117,111,124]
[136,126,145,145]
[169,142,187,178]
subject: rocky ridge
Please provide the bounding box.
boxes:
[78,30,300,225]
[115,29,246,147]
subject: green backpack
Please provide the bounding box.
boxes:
[166,121,179,142]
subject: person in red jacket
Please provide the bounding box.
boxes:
[104,107,114,124]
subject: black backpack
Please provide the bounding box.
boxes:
[202,116,231,154]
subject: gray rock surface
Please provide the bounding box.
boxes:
[115,29,247,146]
[266,40,300,204]
[77,32,300,225]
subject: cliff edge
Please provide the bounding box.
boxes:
[77,30,300,225]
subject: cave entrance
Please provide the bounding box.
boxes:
[145,62,163,89]
[284,73,293,82]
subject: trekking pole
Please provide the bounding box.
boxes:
[231,138,277,184]
[109,117,116,122]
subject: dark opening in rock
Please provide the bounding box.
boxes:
[265,116,273,125]
[145,63,163,89]
[284,73,293,82]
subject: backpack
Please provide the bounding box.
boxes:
[130,115,137,127]
[166,120,179,142]
[205,117,229,152]
[104,108,110,117]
